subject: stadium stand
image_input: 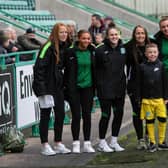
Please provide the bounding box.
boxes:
[4,0,35,9]
[0,0,32,10]
[3,10,56,21]
[0,0,76,33]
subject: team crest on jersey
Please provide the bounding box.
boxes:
[120,47,126,54]
[154,67,159,72]
[104,50,109,55]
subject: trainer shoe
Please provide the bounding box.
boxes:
[109,142,125,152]
[137,139,147,150]
[72,141,80,153]
[41,143,56,156]
[158,142,168,151]
[54,143,71,154]
[97,140,114,153]
[83,141,95,153]
[147,142,157,152]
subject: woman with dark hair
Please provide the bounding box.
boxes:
[64,29,95,153]
[95,27,126,152]
[33,23,71,156]
[125,25,152,150]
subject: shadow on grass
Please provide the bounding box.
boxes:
[89,151,158,165]
[88,131,164,166]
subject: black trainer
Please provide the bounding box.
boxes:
[158,142,168,151]
[148,142,157,152]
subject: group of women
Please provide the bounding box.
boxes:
[32,16,168,156]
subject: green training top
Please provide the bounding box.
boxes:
[76,49,92,88]
[162,38,168,71]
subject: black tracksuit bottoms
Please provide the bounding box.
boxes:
[39,90,65,143]
[69,87,94,141]
[99,96,125,139]
[129,94,143,140]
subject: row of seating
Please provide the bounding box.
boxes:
[0,0,35,10]
[0,0,27,5]
[29,20,57,28]
[29,20,77,32]
[16,15,56,21]
[2,9,56,21]
[3,9,51,15]
[1,0,76,33]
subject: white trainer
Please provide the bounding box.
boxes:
[83,141,95,153]
[109,142,125,152]
[54,143,71,154]
[72,141,80,153]
[97,141,114,153]
[41,144,56,156]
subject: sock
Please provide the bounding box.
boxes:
[99,139,106,145]
[84,141,91,145]
[158,121,166,144]
[147,123,156,144]
[111,136,117,144]
[73,140,80,145]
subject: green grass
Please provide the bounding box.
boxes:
[88,130,168,168]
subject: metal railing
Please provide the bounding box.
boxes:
[0,50,38,67]
[0,9,50,34]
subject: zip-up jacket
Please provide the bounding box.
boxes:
[139,59,168,99]
[124,40,147,97]
[95,39,126,99]
[32,41,69,97]
[64,42,95,99]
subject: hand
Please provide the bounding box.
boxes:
[12,46,18,52]
[165,100,168,104]
[12,57,15,62]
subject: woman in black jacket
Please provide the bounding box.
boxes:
[95,27,126,152]
[33,23,71,156]
[64,30,95,153]
[125,25,152,150]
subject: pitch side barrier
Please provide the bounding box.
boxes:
[0,50,40,137]
[0,50,71,138]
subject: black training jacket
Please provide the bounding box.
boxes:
[95,39,126,99]
[139,59,168,99]
[63,42,96,100]
[32,41,69,97]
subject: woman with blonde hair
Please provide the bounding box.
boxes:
[95,27,126,152]
[33,23,71,156]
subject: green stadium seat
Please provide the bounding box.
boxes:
[2,9,56,21]
[0,0,76,33]
[0,0,33,10]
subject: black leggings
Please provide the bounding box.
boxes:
[129,94,143,140]
[99,96,125,139]
[39,91,65,143]
[69,87,94,141]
